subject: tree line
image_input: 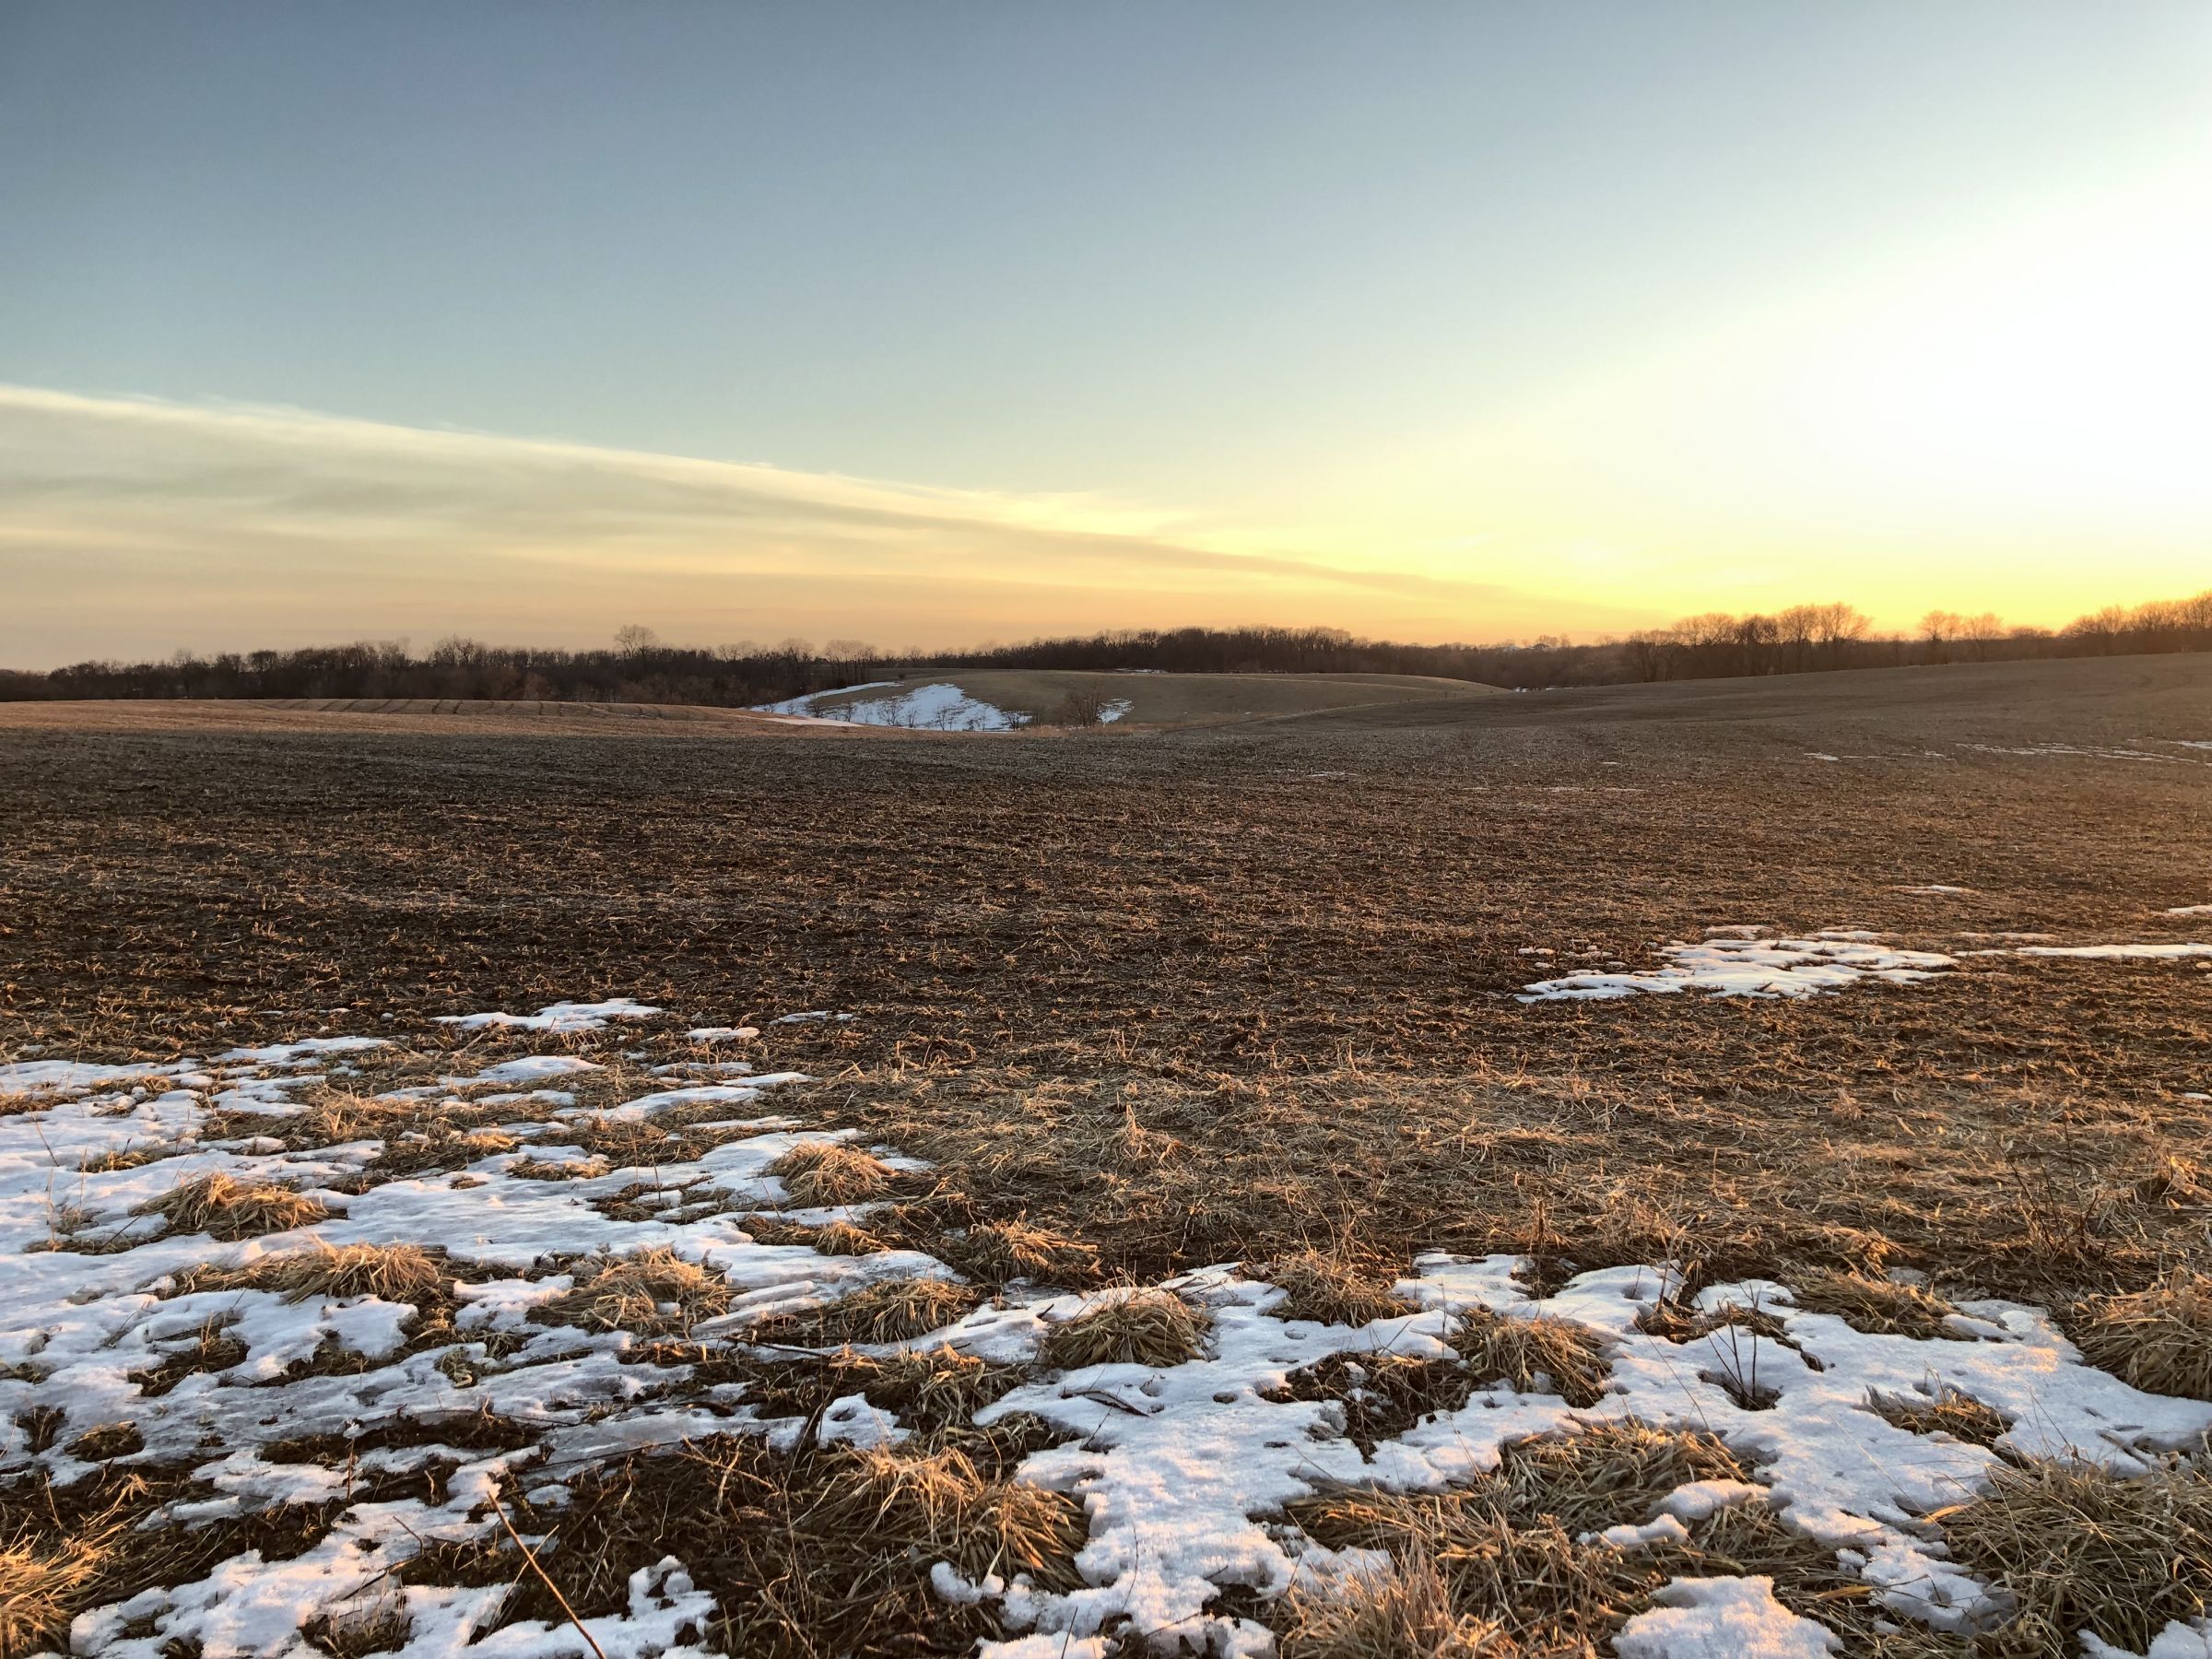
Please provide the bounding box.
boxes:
[4,588,2206,705]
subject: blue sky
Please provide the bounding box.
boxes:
[5,3,2210,661]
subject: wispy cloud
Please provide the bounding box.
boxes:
[0,384,1626,664]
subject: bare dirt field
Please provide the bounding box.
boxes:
[4,653,2209,1658]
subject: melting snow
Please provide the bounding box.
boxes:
[1520,936,1957,1001]
[8,1011,2211,1659]
[436,999,664,1032]
[757,682,1030,731]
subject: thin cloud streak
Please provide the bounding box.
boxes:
[0,385,1638,665]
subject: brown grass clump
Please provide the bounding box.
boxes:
[810,1437,1087,1593]
[1491,1420,1750,1538]
[954,1218,1100,1286]
[1257,1249,1418,1327]
[65,1423,144,1462]
[1,1512,114,1659]
[811,1221,888,1257]
[302,1594,414,1659]
[1277,1549,1508,1658]
[1265,1354,1476,1457]
[768,1141,894,1206]
[2071,1272,2212,1400]
[1286,1488,1648,1653]
[1450,1308,1611,1407]
[174,1241,452,1307]
[128,1318,250,1395]
[1040,1290,1210,1370]
[753,1277,981,1347]
[1927,1455,2212,1653]
[1865,1386,2011,1448]
[758,1346,1029,1436]
[406,1424,1079,1655]
[142,1172,331,1241]
[1784,1270,1963,1339]
[506,1155,608,1181]
[536,1247,733,1336]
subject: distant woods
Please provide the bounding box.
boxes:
[5,589,2208,705]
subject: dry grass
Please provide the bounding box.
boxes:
[1449,1308,1611,1407]
[768,1141,894,1206]
[2071,1271,2212,1400]
[1865,1385,2011,1448]
[1265,1354,1476,1456]
[1490,1419,1749,1538]
[1256,1248,1418,1326]
[1927,1454,2212,1653]
[401,1424,1079,1657]
[1277,1549,1509,1658]
[172,1241,452,1306]
[302,1594,414,1659]
[141,1172,331,1241]
[535,1247,734,1336]
[127,1317,249,1395]
[952,1218,1100,1286]
[1785,1270,1964,1339]
[722,1346,1028,1436]
[1286,1488,1647,1654]
[506,1155,608,1182]
[1040,1290,1209,1370]
[811,1220,888,1256]
[1,1510,115,1659]
[751,1277,981,1347]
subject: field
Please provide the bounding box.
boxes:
[4,653,2211,1658]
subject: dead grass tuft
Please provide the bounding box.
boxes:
[406,1423,1079,1655]
[768,1141,894,1206]
[811,1220,888,1256]
[954,1219,1100,1286]
[2071,1272,2212,1400]
[1785,1270,1963,1339]
[142,1172,330,1241]
[809,1436,1087,1594]
[173,1242,451,1307]
[1041,1290,1209,1370]
[1286,1488,1647,1653]
[753,1277,980,1347]
[1865,1385,2011,1447]
[301,1594,414,1659]
[1265,1354,1475,1457]
[65,1423,145,1462]
[536,1247,733,1336]
[506,1154,608,1181]
[1277,1548,1511,1658]
[1491,1419,1750,1538]
[1449,1308,1611,1407]
[1256,1249,1418,1326]
[1927,1454,2212,1653]
[127,1319,250,1396]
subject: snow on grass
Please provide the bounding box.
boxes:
[435,998,663,1031]
[1520,935,1957,1001]
[756,681,1030,731]
[8,1010,2212,1658]
[2016,942,2212,960]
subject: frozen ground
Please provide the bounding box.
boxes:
[6,1002,2210,1658]
[756,683,1030,731]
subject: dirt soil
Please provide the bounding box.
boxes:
[6,653,2209,1300]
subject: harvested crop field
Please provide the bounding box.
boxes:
[5,653,2211,1658]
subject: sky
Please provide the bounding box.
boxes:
[4,2,2210,665]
